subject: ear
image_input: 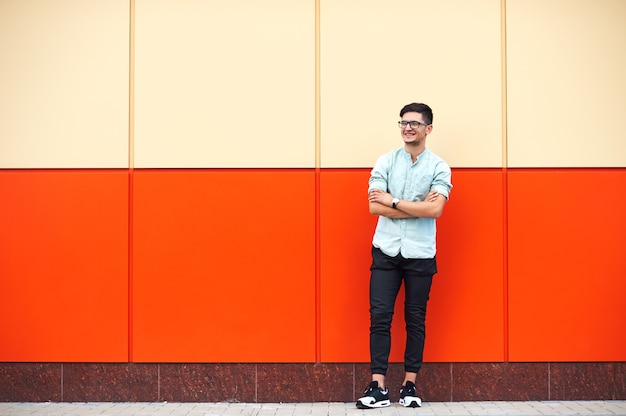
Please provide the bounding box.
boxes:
[426,124,433,135]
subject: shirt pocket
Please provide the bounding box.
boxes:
[407,170,435,201]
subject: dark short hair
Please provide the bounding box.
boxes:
[400,103,433,125]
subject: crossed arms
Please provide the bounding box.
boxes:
[368,189,447,219]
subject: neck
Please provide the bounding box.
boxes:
[405,143,426,162]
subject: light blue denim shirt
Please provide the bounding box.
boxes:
[368,147,452,259]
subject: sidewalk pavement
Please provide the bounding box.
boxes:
[0,401,625,416]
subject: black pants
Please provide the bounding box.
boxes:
[369,247,436,375]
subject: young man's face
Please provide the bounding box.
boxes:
[399,111,431,145]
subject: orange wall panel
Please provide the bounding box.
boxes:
[428,169,505,362]
[319,169,505,362]
[3,168,623,364]
[318,170,377,362]
[132,170,316,362]
[508,169,626,361]
[0,170,129,362]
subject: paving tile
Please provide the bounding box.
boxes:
[1,401,626,416]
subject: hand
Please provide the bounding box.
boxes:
[368,189,393,207]
[425,190,439,202]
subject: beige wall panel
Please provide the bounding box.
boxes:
[0,1,129,169]
[320,0,503,168]
[507,0,626,167]
[134,0,314,168]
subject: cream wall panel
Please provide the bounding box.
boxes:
[134,0,314,168]
[320,0,503,168]
[0,0,129,169]
[507,0,626,167]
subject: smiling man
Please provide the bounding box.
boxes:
[357,103,452,409]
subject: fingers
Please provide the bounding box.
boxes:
[427,191,439,202]
[368,189,389,205]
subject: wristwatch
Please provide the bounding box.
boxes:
[392,197,400,208]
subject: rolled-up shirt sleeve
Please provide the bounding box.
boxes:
[368,154,390,194]
[431,161,452,200]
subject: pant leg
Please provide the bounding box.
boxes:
[369,247,403,376]
[402,257,436,373]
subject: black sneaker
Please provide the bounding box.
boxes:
[356,381,390,409]
[399,380,422,407]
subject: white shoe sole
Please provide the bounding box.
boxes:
[356,399,391,409]
[399,397,422,407]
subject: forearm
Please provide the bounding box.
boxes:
[369,202,414,218]
[368,189,446,219]
[394,196,446,219]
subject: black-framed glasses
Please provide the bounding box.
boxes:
[398,120,428,129]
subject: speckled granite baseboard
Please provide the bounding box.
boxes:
[1,362,624,402]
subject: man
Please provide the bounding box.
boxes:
[356,103,452,409]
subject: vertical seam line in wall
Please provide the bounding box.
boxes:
[157,364,161,401]
[314,0,322,362]
[255,364,258,402]
[128,0,135,363]
[60,363,64,401]
[449,363,454,401]
[547,362,551,400]
[501,0,509,362]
